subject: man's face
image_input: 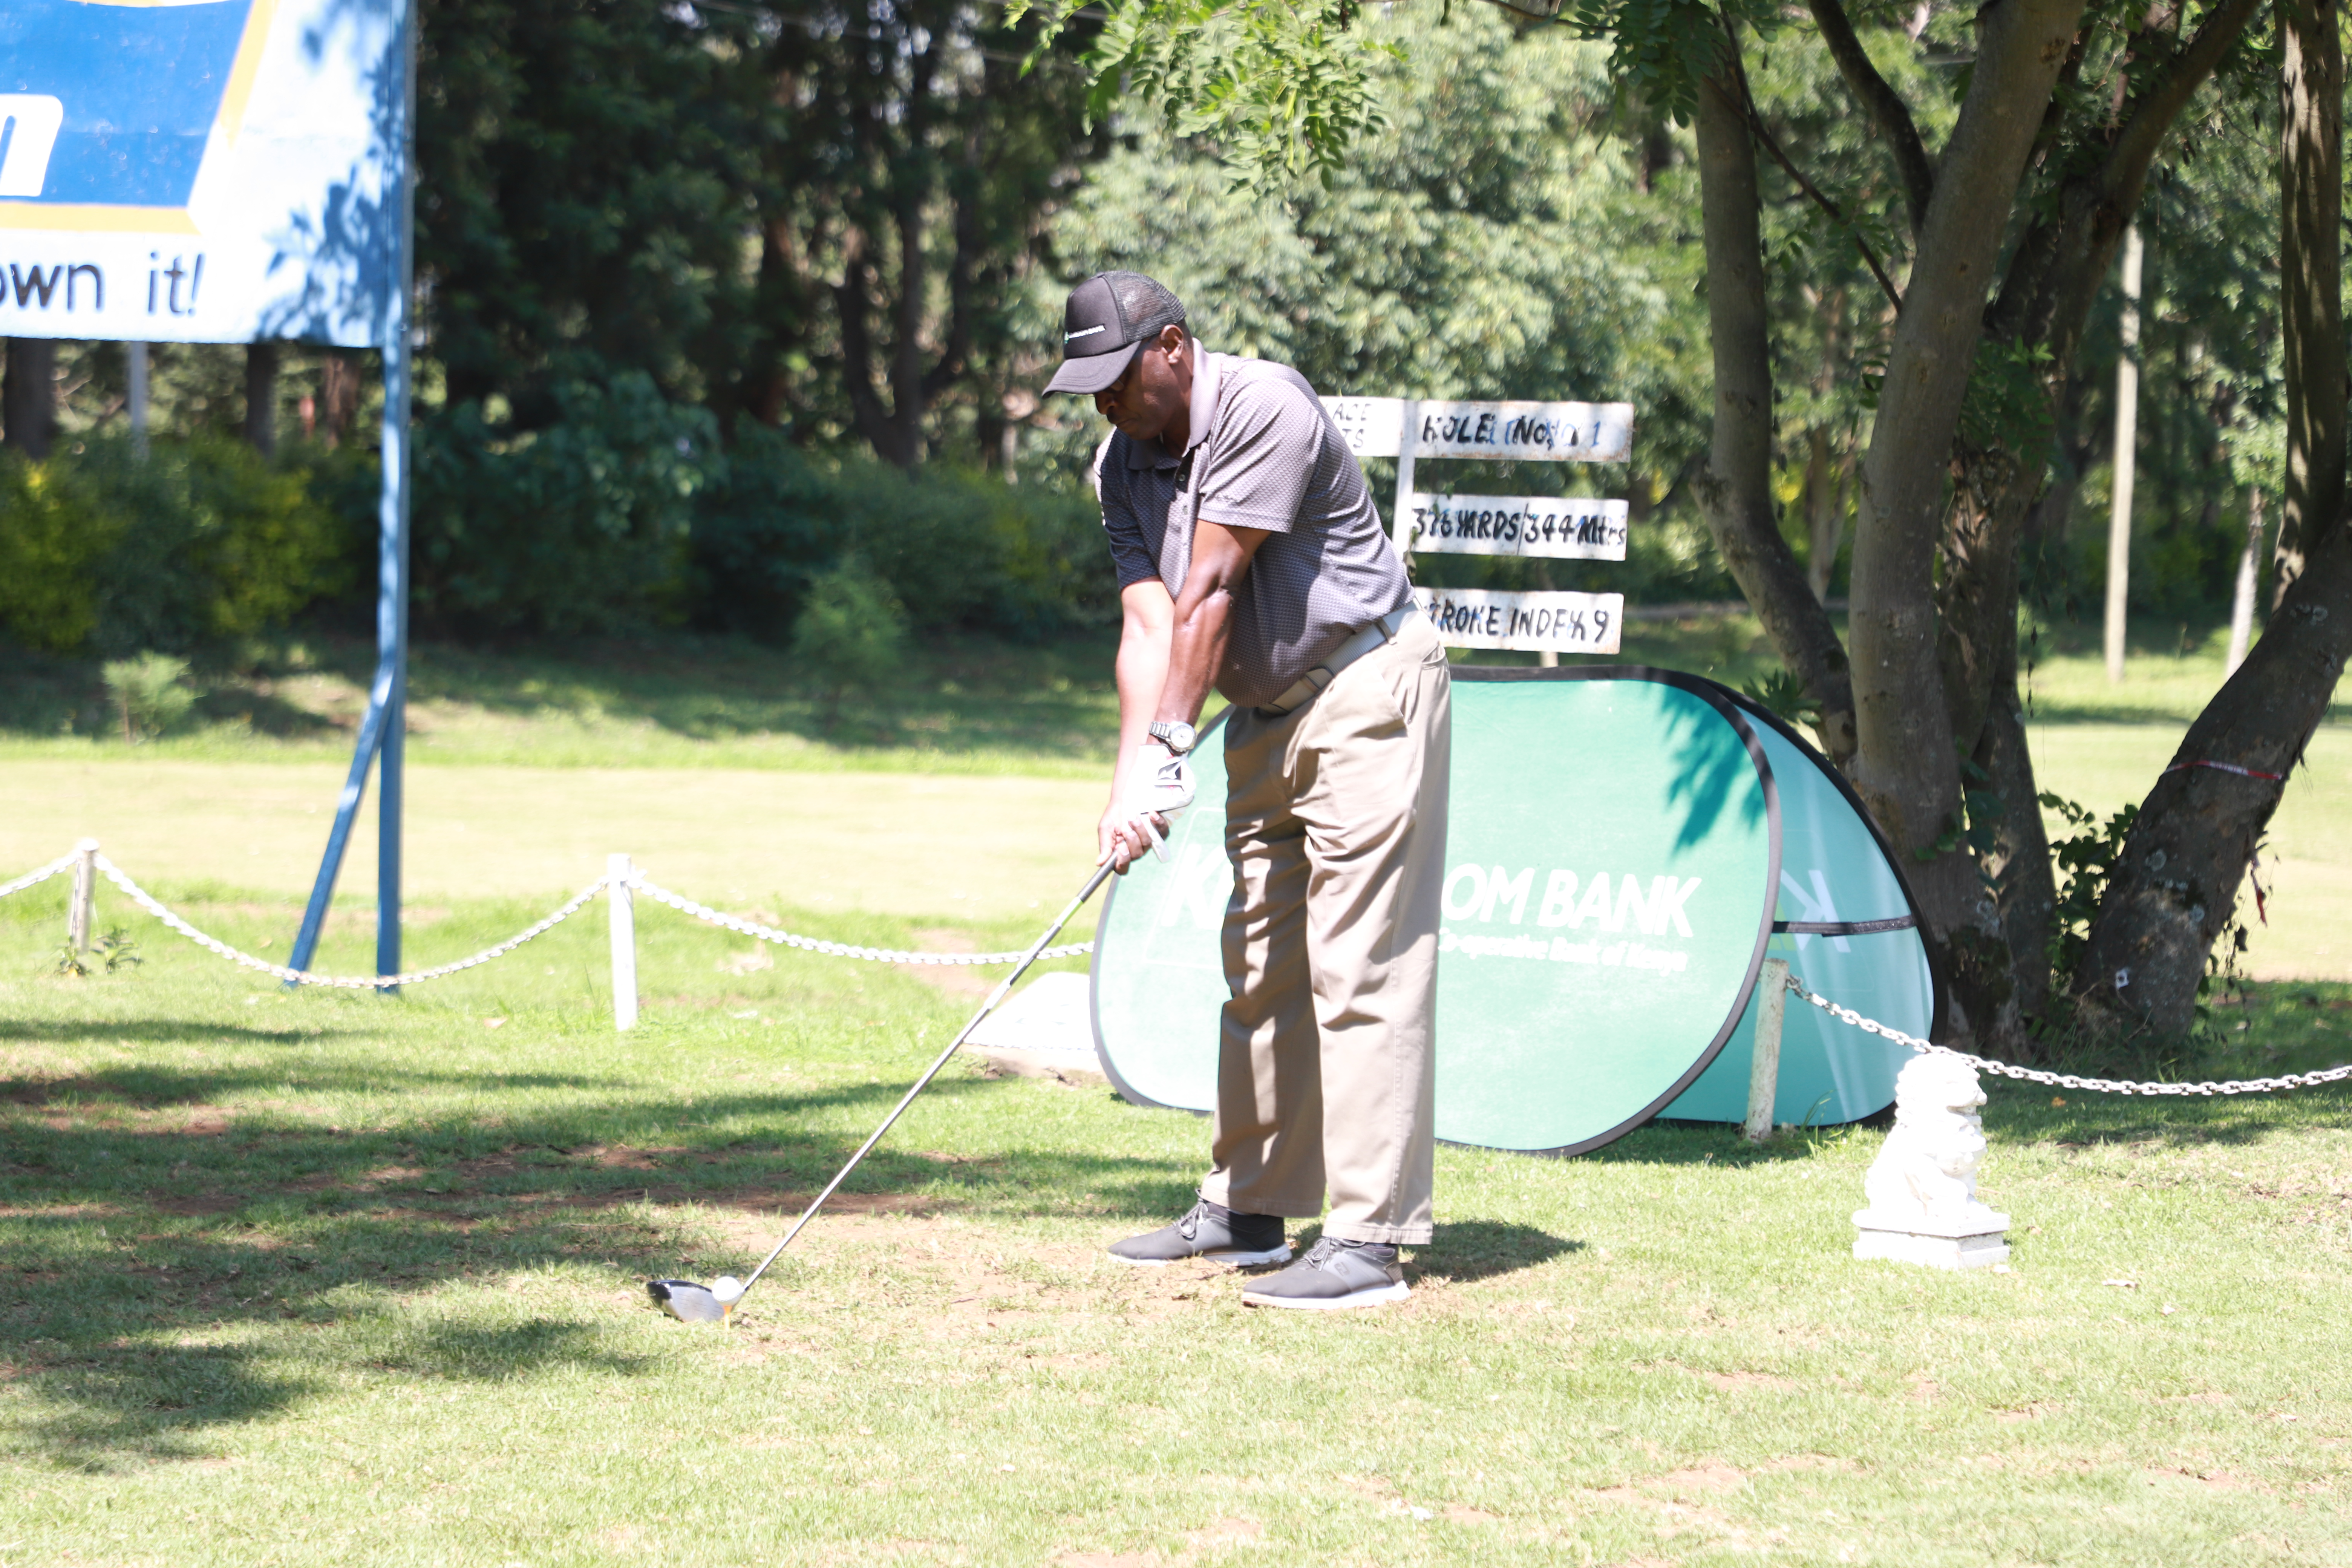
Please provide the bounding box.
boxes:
[1093,326,1189,444]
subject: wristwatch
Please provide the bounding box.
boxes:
[1148,720,1199,755]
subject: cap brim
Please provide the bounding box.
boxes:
[1045,341,1140,395]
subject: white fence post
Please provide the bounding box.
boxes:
[1744,957,1789,1143]
[609,853,639,1031]
[69,838,98,955]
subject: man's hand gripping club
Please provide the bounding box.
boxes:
[1098,516,1268,875]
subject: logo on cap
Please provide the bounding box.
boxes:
[1065,325,1106,342]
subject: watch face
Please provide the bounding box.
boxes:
[1154,721,1196,753]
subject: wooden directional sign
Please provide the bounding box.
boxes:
[1405,494,1628,560]
[1415,587,1625,654]
[1318,397,1634,464]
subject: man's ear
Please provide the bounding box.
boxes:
[1161,324,1188,361]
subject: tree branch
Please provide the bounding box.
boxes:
[1805,0,1936,235]
[1723,20,1905,313]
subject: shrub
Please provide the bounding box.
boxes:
[791,557,909,731]
[0,436,345,656]
[412,374,717,635]
[692,430,1116,643]
[101,652,198,741]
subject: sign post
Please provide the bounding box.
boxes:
[1322,394,1636,660]
[0,0,416,984]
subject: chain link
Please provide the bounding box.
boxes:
[1784,973,2352,1096]
[629,876,1094,965]
[93,854,612,989]
[0,852,79,903]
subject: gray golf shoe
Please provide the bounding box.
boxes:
[1239,1235,1408,1309]
[1109,1199,1291,1268]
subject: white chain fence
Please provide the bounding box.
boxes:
[0,844,1090,989]
[0,851,78,903]
[628,875,1093,966]
[98,856,615,990]
[7,842,2347,1092]
[1785,973,2352,1097]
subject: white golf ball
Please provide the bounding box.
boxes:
[711,1276,746,1303]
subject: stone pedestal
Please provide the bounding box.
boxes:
[1852,1210,2011,1269]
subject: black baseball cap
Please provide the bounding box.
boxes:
[1046,271,1187,395]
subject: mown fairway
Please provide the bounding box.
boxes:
[2,877,2349,1566]
[4,619,2349,1564]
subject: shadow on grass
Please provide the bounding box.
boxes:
[1409,1219,1583,1283]
[0,1072,1204,1463]
[0,1020,377,1050]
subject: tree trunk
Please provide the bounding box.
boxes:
[2225,488,2263,674]
[1848,0,2086,1044]
[2102,225,2144,683]
[2,338,57,459]
[2074,0,2346,1039]
[2273,0,2346,606]
[245,342,280,456]
[1689,56,1858,764]
[320,351,360,448]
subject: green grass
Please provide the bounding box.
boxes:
[3,882,2350,1564]
[0,630,1130,777]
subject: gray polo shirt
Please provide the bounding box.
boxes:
[1093,349,1411,710]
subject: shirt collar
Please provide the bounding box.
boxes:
[1122,344,1220,471]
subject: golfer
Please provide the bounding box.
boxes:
[1046,271,1451,1310]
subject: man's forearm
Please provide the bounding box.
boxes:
[1156,591,1233,726]
[1114,625,1172,785]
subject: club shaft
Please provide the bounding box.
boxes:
[737,859,1117,1297]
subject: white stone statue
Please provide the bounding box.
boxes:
[1852,1053,2011,1268]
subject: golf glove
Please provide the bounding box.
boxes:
[1115,744,1197,862]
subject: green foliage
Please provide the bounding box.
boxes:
[0,438,345,657]
[790,558,910,732]
[416,0,763,410]
[1563,0,1733,124]
[412,376,716,636]
[1737,667,1821,727]
[97,927,142,973]
[100,654,198,743]
[2040,791,2139,989]
[1019,0,1396,188]
[692,429,1116,645]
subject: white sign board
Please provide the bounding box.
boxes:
[1404,494,1629,560]
[1319,397,1635,463]
[1412,401,1633,462]
[1320,396,1406,457]
[0,0,403,346]
[1415,588,1625,655]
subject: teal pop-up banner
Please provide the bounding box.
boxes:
[1092,668,1800,1155]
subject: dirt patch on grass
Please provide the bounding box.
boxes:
[906,931,994,999]
[1706,1370,1798,1392]
[152,1194,245,1216]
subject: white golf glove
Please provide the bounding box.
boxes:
[1115,744,1197,862]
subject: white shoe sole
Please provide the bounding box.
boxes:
[1111,1244,1292,1269]
[1240,1280,1410,1310]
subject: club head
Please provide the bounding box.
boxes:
[648,1277,737,1323]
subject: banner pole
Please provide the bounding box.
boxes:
[377,0,418,989]
[285,0,417,987]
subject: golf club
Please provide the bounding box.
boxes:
[649,854,1121,1323]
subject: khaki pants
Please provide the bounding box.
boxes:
[1197,614,1451,1245]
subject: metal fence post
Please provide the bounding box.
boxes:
[609,853,638,1031]
[69,839,98,954]
[1744,957,1789,1143]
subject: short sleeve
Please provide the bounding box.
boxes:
[1196,380,1321,534]
[1094,433,1162,590]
